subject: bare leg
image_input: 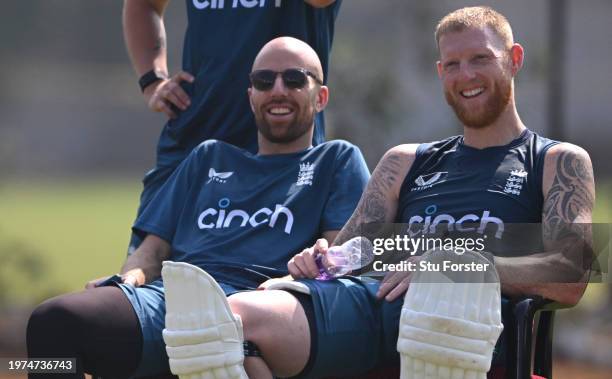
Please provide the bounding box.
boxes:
[243,357,273,379]
[27,286,143,379]
[229,290,310,378]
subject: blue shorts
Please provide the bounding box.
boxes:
[116,276,400,379]
[117,277,506,378]
[295,277,403,379]
[295,278,509,378]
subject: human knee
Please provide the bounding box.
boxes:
[228,292,275,343]
[228,291,310,347]
[27,295,83,352]
[29,296,77,331]
[230,291,312,377]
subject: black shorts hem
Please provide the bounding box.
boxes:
[284,291,317,379]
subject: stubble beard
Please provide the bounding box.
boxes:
[255,98,316,144]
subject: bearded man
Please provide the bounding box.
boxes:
[26,37,369,379]
[290,6,595,378]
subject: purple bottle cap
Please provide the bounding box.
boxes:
[315,254,335,281]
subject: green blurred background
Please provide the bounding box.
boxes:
[0,0,610,375]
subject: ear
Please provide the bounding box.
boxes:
[247,87,255,113]
[315,85,329,112]
[436,60,443,79]
[509,43,524,76]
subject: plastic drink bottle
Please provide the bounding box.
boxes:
[315,237,375,280]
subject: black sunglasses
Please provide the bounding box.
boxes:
[249,68,323,91]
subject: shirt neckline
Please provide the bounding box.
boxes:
[457,129,531,153]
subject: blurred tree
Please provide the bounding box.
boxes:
[0,236,58,307]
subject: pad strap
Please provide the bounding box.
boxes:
[243,340,262,357]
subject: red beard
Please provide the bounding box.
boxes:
[445,75,512,129]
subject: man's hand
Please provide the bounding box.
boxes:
[84,272,143,289]
[85,275,115,290]
[376,256,420,301]
[121,270,144,287]
[144,71,194,119]
[120,234,171,286]
[288,238,329,279]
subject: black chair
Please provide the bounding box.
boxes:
[500,295,566,379]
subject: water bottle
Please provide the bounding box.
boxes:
[315,237,375,280]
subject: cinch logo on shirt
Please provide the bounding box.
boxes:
[197,198,294,234]
[193,0,282,10]
[407,204,505,239]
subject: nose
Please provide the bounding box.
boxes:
[270,74,289,95]
[459,62,477,80]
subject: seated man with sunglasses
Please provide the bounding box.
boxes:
[123,0,342,257]
[26,37,370,379]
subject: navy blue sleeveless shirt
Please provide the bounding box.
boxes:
[156,0,342,169]
[397,129,559,255]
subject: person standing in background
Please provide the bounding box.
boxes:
[123,0,341,253]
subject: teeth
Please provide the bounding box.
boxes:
[461,88,484,98]
[269,107,291,115]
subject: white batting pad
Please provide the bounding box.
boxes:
[397,250,503,379]
[162,261,248,379]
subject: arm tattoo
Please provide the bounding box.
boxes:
[153,36,166,52]
[542,150,595,283]
[543,150,594,242]
[334,153,404,245]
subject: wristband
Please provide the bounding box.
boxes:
[138,70,168,93]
